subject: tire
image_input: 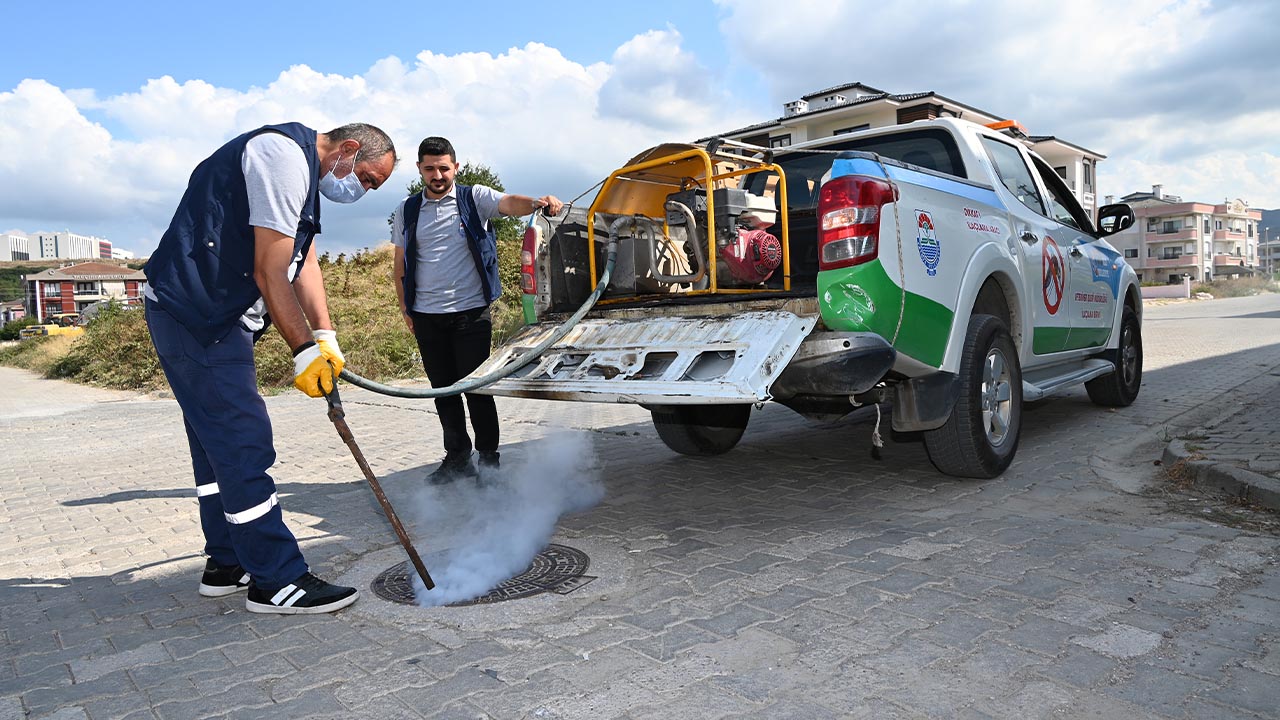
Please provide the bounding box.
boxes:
[651,404,752,456]
[1086,305,1142,407]
[924,314,1022,478]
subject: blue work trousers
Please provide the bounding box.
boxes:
[146,300,307,590]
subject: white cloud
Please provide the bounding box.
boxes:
[0,35,755,255]
[714,0,1280,208]
[598,28,724,130]
[5,6,1276,257]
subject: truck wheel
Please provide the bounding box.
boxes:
[1085,305,1142,407]
[924,314,1022,478]
[651,404,751,456]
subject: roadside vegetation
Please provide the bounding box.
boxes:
[1192,275,1278,298]
[0,163,529,393]
[0,242,525,392]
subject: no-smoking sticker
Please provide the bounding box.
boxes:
[1042,236,1064,315]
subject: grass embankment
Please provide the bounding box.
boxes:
[0,243,526,392]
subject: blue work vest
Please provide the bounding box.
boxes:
[144,123,321,346]
[401,184,501,308]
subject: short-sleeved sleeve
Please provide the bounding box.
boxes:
[390,197,409,248]
[469,185,506,221]
[241,133,309,237]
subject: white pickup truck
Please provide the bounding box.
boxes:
[473,117,1142,478]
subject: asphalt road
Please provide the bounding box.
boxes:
[2,294,1279,719]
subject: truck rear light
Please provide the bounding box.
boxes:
[521,226,538,294]
[817,175,895,270]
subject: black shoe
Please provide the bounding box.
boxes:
[245,572,358,615]
[198,558,250,597]
[477,451,500,470]
[427,453,476,485]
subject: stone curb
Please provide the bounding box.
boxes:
[1163,439,1280,511]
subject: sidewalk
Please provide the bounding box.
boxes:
[1164,380,1280,510]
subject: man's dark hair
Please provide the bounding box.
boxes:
[325,123,396,162]
[418,136,456,162]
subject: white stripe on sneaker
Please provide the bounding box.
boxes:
[224,493,278,524]
[282,588,306,607]
[196,483,219,497]
[270,583,298,605]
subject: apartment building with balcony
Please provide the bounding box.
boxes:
[23,262,146,321]
[701,82,1105,219]
[1105,185,1262,283]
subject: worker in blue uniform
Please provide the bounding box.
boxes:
[144,122,396,614]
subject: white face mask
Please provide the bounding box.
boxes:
[319,150,366,204]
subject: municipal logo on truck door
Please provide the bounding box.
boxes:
[915,210,940,277]
[1042,236,1065,315]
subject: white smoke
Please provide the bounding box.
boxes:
[408,432,603,607]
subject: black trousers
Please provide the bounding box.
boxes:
[409,306,498,456]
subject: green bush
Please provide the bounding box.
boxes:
[0,316,39,341]
[47,301,163,389]
[0,234,531,392]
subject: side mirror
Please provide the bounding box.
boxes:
[1096,203,1135,237]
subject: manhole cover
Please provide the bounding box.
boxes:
[371,543,595,606]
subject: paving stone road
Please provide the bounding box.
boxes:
[3,294,1280,719]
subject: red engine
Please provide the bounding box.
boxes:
[720,228,782,284]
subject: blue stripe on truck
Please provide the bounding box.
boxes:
[830,157,1004,208]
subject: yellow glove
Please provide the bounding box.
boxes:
[292,340,342,397]
[312,329,345,374]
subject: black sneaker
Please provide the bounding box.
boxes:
[198,558,250,597]
[477,451,500,470]
[427,453,477,485]
[245,572,359,615]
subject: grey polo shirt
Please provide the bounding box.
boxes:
[390,184,505,314]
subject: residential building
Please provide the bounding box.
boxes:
[2,232,31,261]
[33,230,110,261]
[1,300,25,324]
[702,82,1105,219]
[1260,223,1278,277]
[1105,185,1262,283]
[23,262,146,321]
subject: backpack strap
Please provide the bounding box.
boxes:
[401,193,424,306]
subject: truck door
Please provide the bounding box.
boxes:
[1029,157,1118,351]
[977,136,1066,354]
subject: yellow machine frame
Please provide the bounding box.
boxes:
[585,142,790,303]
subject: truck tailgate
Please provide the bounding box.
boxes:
[471,311,816,404]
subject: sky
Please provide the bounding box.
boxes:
[2,0,1277,256]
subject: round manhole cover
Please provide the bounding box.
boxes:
[371,543,594,606]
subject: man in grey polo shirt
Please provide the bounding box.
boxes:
[390,136,563,482]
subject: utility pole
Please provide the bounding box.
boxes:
[1264,226,1272,279]
[1266,226,1273,279]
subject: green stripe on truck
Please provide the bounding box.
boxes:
[817,261,953,367]
[1032,326,1111,354]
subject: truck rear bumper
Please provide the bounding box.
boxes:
[768,332,896,399]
